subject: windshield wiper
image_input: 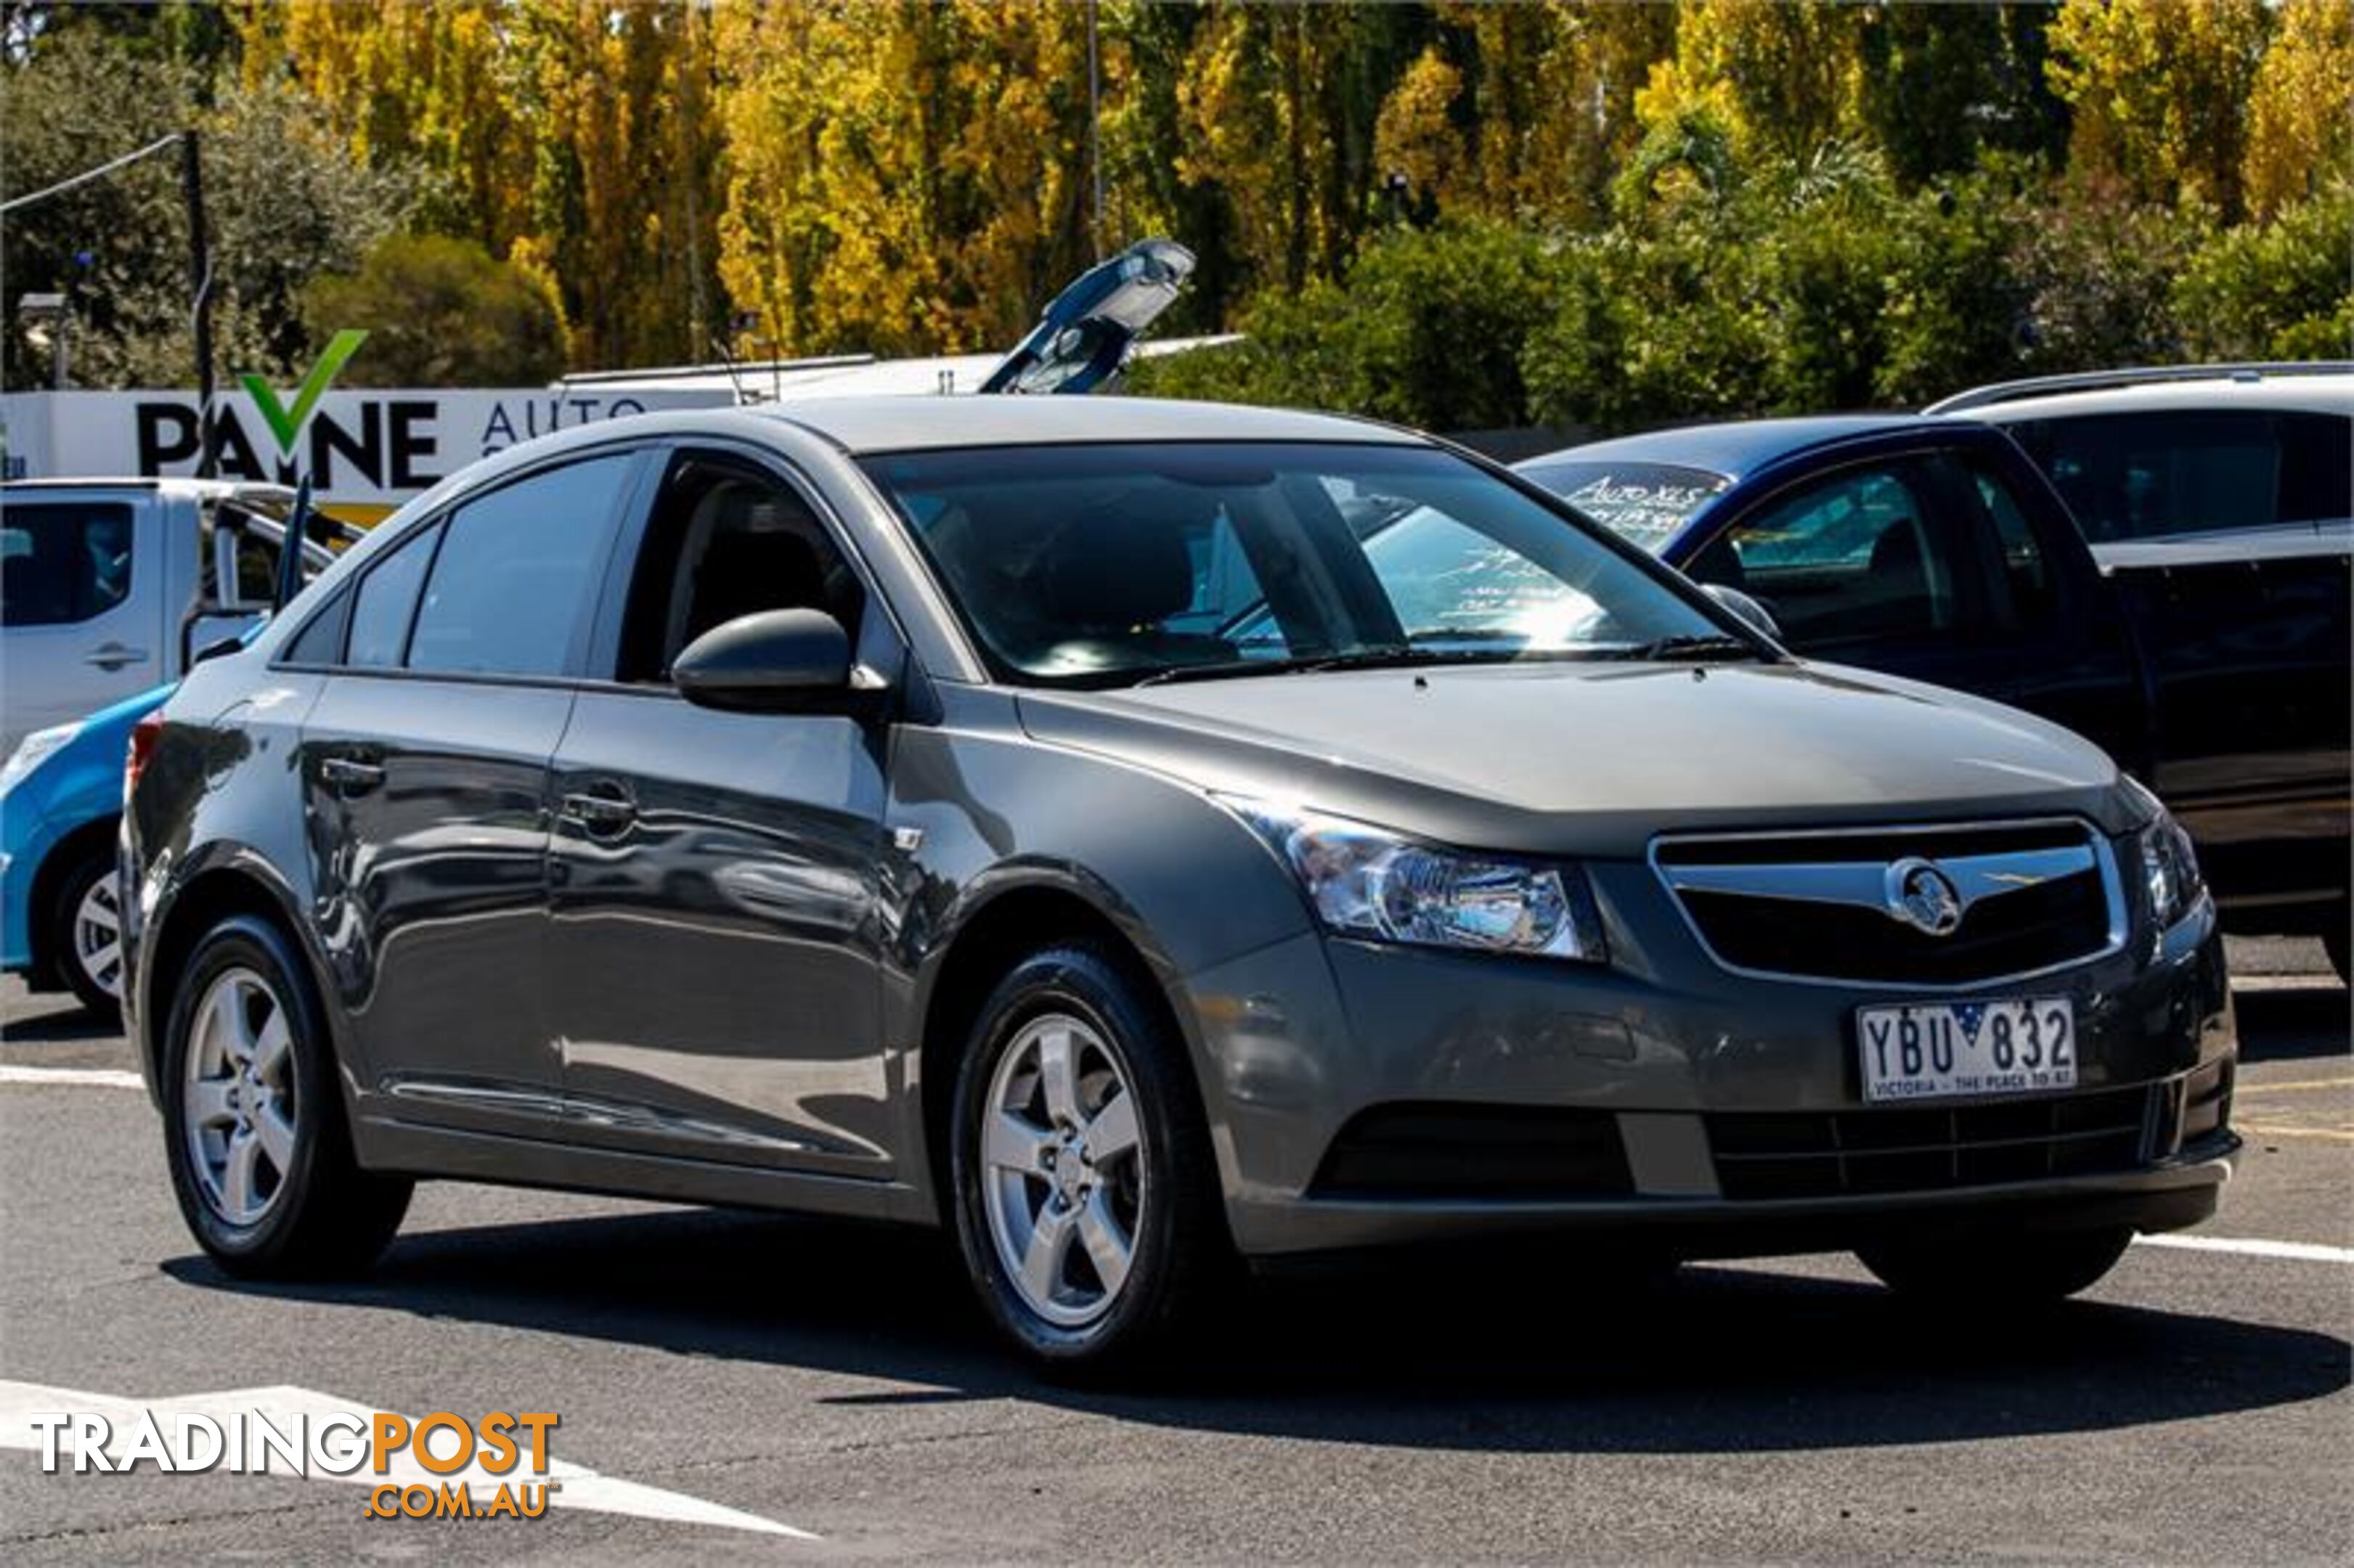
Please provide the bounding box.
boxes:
[1125,651,1404,687]
[1605,633,1763,663]
[1128,640,1562,687]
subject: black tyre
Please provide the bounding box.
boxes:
[1857,1224,2132,1306]
[948,942,1229,1371]
[159,914,411,1277]
[2323,912,2349,986]
[49,845,124,1022]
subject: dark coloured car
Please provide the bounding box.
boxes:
[1927,362,2353,546]
[125,398,2236,1369]
[1518,413,2350,974]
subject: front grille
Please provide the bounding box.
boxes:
[1707,1085,2156,1201]
[1309,1104,1633,1200]
[1656,820,2120,987]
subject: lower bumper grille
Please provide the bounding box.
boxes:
[1708,1063,2231,1201]
[1309,1104,1633,1200]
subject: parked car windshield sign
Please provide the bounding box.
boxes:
[1510,459,1732,552]
[860,441,1737,688]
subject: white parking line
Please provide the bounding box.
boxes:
[0,1065,144,1090]
[2136,1233,2354,1265]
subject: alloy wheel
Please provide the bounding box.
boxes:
[980,1012,1147,1328]
[70,874,125,1001]
[182,967,299,1227]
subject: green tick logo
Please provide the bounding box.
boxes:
[238,330,369,453]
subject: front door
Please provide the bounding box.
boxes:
[0,495,163,752]
[546,448,897,1176]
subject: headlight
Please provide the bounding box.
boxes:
[1224,798,1605,963]
[0,723,78,795]
[2136,799,2205,931]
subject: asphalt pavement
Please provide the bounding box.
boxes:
[2,940,2346,1564]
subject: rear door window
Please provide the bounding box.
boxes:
[345,522,441,669]
[407,454,635,678]
[2007,410,2353,541]
[0,502,134,626]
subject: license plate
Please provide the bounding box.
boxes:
[1856,997,2077,1103]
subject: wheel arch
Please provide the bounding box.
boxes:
[913,877,1215,1225]
[25,814,121,991]
[138,857,331,1098]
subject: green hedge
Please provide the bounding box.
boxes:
[1128,172,2351,434]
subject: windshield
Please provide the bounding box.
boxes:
[1512,459,1731,552]
[860,441,1740,688]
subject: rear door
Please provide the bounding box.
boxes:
[0,491,165,751]
[543,444,898,1177]
[297,448,645,1134]
[2098,531,2352,912]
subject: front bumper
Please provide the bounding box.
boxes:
[1181,861,2236,1258]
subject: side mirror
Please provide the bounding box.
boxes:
[1702,582,1781,643]
[182,608,264,670]
[673,608,857,713]
[190,634,248,668]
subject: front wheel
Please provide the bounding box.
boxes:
[948,942,1229,1371]
[159,914,411,1277]
[51,846,125,1021]
[1857,1224,2132,1306]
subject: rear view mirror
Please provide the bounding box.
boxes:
[1702,582,1781,643]
[673,608,855,713]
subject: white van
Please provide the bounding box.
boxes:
[0,479,316,754]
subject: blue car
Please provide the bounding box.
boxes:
[1,682,171,1015]
[1516,412,2351,958]
[4,512,346,1018]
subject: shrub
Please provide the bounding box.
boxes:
[2172,182,2354,360]
[302,233,564,388]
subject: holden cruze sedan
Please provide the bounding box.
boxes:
[122,397,2236,1368]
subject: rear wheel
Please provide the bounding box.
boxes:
[948,942,1229,1371]
[160,915,410,1277]
[51,846,124,1021]
[1857,1224,2132,1306]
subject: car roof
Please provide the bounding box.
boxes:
[751,394,1425,454]
[1519,415,1952,483]
[1940,375,2354,422]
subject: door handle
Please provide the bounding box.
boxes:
[319,756,386,794]
[561,791,638,831]
[84,642,149,671]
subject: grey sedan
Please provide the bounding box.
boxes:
[121,397,2236,1368]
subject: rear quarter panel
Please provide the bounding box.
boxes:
[124,649,332,1087]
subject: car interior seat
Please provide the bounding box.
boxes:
[666,481,842,669]
[1032,506,1234,674]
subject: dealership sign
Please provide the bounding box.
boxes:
[1,357,728,507]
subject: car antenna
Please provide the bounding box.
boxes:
[273,475,313,613]
[712,311,763,405]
